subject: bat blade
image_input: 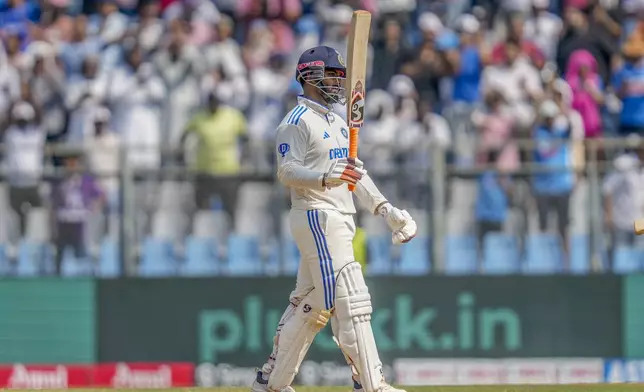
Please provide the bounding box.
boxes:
[635,219,644,235]
[345,10,371,192]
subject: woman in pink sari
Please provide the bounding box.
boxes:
[565,49,604,138]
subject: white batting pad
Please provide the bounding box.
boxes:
[268,294,330,390]
[261,301,299,375]
[334,262,384,392]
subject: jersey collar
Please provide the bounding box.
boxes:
[297,95,331,115]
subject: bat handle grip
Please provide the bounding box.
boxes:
[348,127,359,192]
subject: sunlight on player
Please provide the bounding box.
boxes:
[251,46,417,392]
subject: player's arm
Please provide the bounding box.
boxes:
[354,173,418,244]
[276,123,364,189]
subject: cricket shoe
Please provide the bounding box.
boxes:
[250,370,296,392]
[353,379,407,392]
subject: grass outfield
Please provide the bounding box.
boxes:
[11,386,644,392]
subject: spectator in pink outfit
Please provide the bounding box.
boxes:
[565,49,604,138]
[472,90,520,172]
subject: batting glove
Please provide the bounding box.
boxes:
[323,157,366,189]
[377,203,417,244]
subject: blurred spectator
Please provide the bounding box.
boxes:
[472,90,519,172]
[445,13,486,105]
[204,15,246,79]
[2,101,44,236]
[482,37,542,130]
[362,89,397,176]
[615,23,644,135]
[4,29,28,70]
[153,21,205,154]
[247,53,290,168]
[27,52,66,141]
[532,100,576,251]
[492,12,545,69]
[603,146,644,250]
[202,62,251,112]
[320,4,353,58]
[524,0,563,61]
[0,0,39,28]
[132,0,164,57]
[88,0,128,72]
[556,6,615,83]
[85,107,120,213]
[242,19,277,71]
[59,15,102,76]
[475,149,511,247]
[399,25,444,107]
[398,99,451,207]
[371,18,408,90]
[181,91,247,221]
[109,43,164,170]
[565,49,604,138]
[65,55,107,143]
[550,79,586,171]
[169,0,221,47]
[0,42,21,124]
[51,152,104,275]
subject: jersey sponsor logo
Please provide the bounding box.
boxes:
[329,147,349,160]
[323,131,330,139]
[341,128,348,139]
[278,143,290,157]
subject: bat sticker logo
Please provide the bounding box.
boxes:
[349,81,365,126]
[278,143,290,157]
[341,128,348,139]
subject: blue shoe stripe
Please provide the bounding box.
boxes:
[307,210,331,309]
[315,210,335,309]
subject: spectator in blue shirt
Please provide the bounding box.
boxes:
[532,100,575,248]
[614,40,644,135]
[445,13,486,105]
[59,15,102,77]
[475,149,511,247]
[0,0,39,29]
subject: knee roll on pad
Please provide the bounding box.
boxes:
[334,262,384,392]
[268,296,330,391]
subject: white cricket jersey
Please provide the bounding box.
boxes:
[275,96,356,214]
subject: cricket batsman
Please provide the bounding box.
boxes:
[251,46,417,392]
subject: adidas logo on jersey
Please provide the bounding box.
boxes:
[323,131,330,139]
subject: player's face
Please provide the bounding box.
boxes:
[322,69,345,96]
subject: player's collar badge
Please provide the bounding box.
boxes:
[341,127,348,139]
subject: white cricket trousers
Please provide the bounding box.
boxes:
[289,208,356,310]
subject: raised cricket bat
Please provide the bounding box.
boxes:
[635,219,644,235]
[346,10,371,192]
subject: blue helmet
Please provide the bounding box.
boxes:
[296,46,347,105]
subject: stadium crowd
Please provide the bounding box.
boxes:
[0,0,643,275]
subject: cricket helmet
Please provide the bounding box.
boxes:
[295,46,347,105]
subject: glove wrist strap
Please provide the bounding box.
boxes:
[376,202,392,217]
